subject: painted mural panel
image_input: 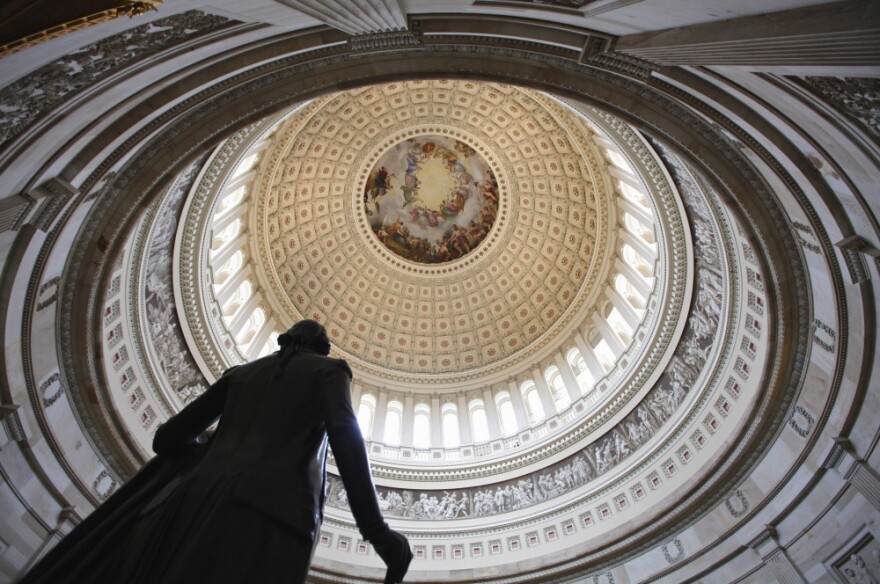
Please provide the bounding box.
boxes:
[364,135,499,264]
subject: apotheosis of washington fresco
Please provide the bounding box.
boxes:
[364,135,499,264]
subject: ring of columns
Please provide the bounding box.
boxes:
[166,83,693,478]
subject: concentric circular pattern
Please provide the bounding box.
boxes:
[363,133,500,264]
[354,126,510,272]
[253,81,612,376]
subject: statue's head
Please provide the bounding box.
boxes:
[278,319,331,356]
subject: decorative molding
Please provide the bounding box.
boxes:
[724,489,750,518]
[129,153,210,414]
[788,405,815,438]
[0,194,35,232]
[0,405,26,443]
[662,537,685,564]
[837,235,878,284]
[0,2,164,58]
[35,277,61,312]
[821,436,852,471]
[587,51,655,81]
[748,524,778,551]
[0,10,241,149]
[813,318,837,353]
[28,177,77,233]
[349,30,421,52]
[38,371,63,408]
[800,76,880,141]
[91,468,117,501]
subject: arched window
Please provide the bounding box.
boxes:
[213,250,244,285]
[357,394,376,438]
[624,213,655,244]
[618,180,649,209]
[594,338,616,371]
[442,403,460,449]
[384,400,403,446]
[615,273,646,310]
[222,279,252,318]
[413,403,431,449]
[567,348,587,375]
[567,347,595,393]
[623,244,653,279]
[520,381,544,424]
[218,185,246,214]
[605,148,629,170]
[495,391,518,436]
[264,331,281,356]
[212,218,241,251]
[232,153,258,178]
[236,307,265,346]
[469,399,490,442]
[253,328,278,358]
[545,366,571,411]
[606,306,633,345]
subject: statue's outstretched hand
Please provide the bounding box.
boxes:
[370,527,412,584]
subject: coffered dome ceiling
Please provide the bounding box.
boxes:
[173,80,684,397]
[251,81,613,376]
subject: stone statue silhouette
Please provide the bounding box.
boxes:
[21,320,411,584]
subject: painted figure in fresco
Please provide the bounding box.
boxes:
[365,135,499,264]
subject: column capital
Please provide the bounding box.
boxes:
[822,436,854,470]
[747,524,778,553]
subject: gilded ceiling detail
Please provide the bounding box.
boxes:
[252,80,613,375]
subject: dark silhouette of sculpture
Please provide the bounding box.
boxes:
[20,320,411,584]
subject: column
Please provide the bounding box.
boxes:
[245,318,274,360]
[372,388,388,443]
[350,382,363,415]
[615,258,653,299]
[212,201,248,232]
[620,230,656,264]
[824,437,880,510]
[592,313,626,356]
[482,387,502,438]
[506,379,530,429]
[277,0,408,35]
[765,551,808,584]
[847,463,880,510]
[224,167,256,194]
[618,197,653,230]
[457,391,472,445]
[21,507,80,575]
[554,353,582,404]
[216,265,252,306]
[609,165,642,190]
[431,393,442,447]
[211,232,247,268]
[607,288,642,330]
[532,367,558,417]
[228,293,261,338]
[574,332,605,380]
[748,526,806,584]
[401,392,415,446]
